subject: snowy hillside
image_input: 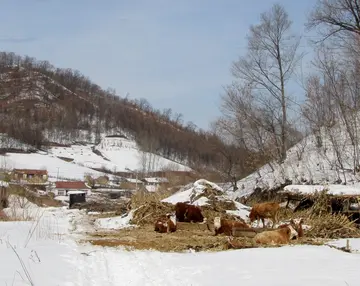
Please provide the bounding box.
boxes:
[0,152,104,180]
[0,136,191,180]
[231,127,360,199]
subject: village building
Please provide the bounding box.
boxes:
[141,177,169,187]
[52,181,91,196]
[11,169,48,184]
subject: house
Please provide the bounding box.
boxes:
[11,169,48,183]
[142,177,169,186]
[52,181,91,196]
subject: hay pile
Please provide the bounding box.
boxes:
[281,189,360,239]
[306,213,360,239]
[129,200,240,227]
[130,201,174,225]
[189,185,223,203]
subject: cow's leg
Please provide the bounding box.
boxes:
[262,218,266,228]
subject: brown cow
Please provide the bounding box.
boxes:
[248,202,280,228]
[213,217,250,236]
[278,218,304,239]
[154,213,177,233]
[253,225,298,245]
[175,202,206,223]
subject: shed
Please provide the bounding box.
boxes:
[68,191,86,207]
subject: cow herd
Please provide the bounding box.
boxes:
[154,201,305,246]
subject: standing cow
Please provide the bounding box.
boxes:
[248,202,280,228]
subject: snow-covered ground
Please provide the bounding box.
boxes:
[0,152,103,180]
[94,209,137,230]
[1,194,360,285]
[95,136,191,172]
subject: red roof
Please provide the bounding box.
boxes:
[13,169,48,175]
[55,181,90,190]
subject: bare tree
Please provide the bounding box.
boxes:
[231,4,303,162]
[307,0,360,44]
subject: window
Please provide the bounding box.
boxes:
[58,190,65,196]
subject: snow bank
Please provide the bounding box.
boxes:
[94,210,137,230]
[226,201,251,221]
[282,184,360,196]
[3,195,42,220]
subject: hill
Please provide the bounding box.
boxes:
[230,121,360,199]
[0,135,191,180]
[0,52,262,178]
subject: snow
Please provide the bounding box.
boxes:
[162,187,193,204]
[328,238,360,253]
[3,195,42,220]
[96,137,191,172]
[143,177,169,183]
[282,184,360,196]
[145,185,158,192]
[94,210,137,230]
[126,178,143,184]
[0,152,103,180]
[192,196,210,206]
[162,179,227,206]
[0,136,191,181]
[1,195,360,285]
[226,201,251,220]
[0,180,9,187]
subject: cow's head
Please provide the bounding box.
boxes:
[214,217,221,229]
[248,210,256,223]
[288,219,299,239]
[166,212,177,225]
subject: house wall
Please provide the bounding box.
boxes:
[52,188,91,196]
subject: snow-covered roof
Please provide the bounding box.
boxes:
[67,190,86,195]
[145,185,158,192]
[126,178,143,184]
[0,181,9,187]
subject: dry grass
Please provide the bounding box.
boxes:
[84,223,229,252]
[8,185,63,208]
[276,189,360,239]
[130,189,174,210]
[130,201,174,225]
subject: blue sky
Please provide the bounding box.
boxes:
[1,0,316,129]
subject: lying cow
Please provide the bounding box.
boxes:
[154,213,177,233]
[175,202,206,223]
[278,218,304,239]
[213,217,250,236]
[253,224,298,245]
[248,202,280,228]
